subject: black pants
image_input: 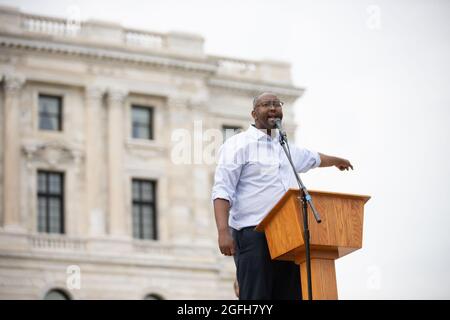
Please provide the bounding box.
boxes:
[232,227,302,300]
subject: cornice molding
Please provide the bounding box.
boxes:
[0,35,304,99]
[207,78,305,99]
[0,34,217,74]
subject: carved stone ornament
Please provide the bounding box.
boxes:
[84,86,105,101]
[22,140,83,168]
[3,73,26,93]
[107,88,128,104]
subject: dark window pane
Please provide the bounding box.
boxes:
[141,205,153,239]
[142,227,151,239]
[38,174,47,193]
[42,105,58,116]
[49,220,61,234]
[48,198,60,216]
[132,106,153,139]
[142,227,152,239]
[141,183,153,201]
[48,198,61,233]
[131,180,156,240]
[38,197,47,232]
[132,182,140,201]
[132,108,149,123]
[40,97,59,114]
[39,116,53,130]
[37,171,64,234]
[133,125,149,139]
[39,116,59,131]
[38,219,46,233]
[132,204,140,238]
[44,98,58,114]
[132,126,138,139]
[38,198,46,213]
[48,174,61,194]
[132,204,140,213]
[132,205,140,220]
[39,95,62,131]
[142,205,151,219]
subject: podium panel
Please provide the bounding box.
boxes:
[256,189,370,300]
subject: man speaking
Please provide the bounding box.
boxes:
[211,92,353,300]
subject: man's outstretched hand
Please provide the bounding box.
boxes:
[319,153,354,171]
[335,158,353,171]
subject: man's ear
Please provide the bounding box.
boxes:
[251,109,257,120]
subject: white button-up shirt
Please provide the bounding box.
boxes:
[212,125,321,230]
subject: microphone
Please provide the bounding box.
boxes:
[274,118,287,141]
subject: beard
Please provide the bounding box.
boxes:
[267,117,277,129]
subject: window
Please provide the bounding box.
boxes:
[132,105,154,140]
[132,179,157,240]
[38,171,64,234]
[44,289,70,300]
[144,293,164,300]
[222,125,243,141]
[39,94,62,131]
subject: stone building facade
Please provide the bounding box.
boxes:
[0,6,303,299]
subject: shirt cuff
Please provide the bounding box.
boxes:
[211,191,233,207]
[313,151,321,168]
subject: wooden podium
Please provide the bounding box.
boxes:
[255,189,370,300]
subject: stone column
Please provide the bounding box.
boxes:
[2,74,25,230]
[106,89,127,237]
[189,102,216,246]
[166,97,193,244]
[84,86,106,236]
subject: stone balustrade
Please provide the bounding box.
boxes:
[28,233,87,251]
[212,56,258,75]
[22,13,80,36]
[124,29,164,49]
[23,232,215,259]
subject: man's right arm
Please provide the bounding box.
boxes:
[212,142,243,256]
[213,198,235,256]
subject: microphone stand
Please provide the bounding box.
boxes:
[277,129,321,301]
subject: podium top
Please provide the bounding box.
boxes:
[256,188,370,232]
[308,189,370,203]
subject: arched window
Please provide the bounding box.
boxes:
[143,293,163,300]
[44,289,70,300]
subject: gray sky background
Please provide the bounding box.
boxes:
[1,0,449,299]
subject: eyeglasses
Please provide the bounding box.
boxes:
[257,101,284,109]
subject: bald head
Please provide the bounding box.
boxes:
[253,92,278,109]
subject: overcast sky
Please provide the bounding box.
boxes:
[1,0,449,299]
